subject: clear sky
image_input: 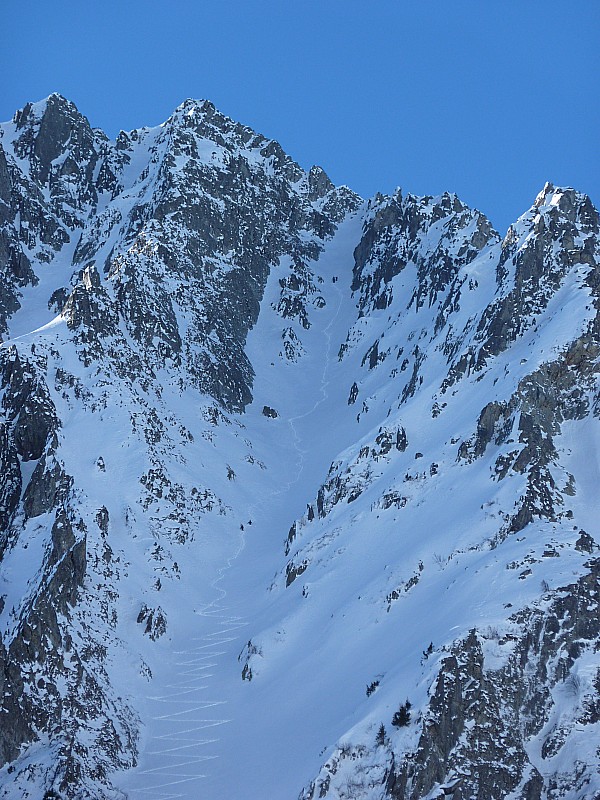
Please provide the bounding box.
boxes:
[2,0,598,233]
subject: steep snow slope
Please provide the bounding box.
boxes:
[0,96,598,800]
[227,186,600,800]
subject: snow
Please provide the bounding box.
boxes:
[0,512,53,640]
[0,100,598,800]
[112,195,597,797]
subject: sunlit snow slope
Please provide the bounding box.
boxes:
[0,95,598,800]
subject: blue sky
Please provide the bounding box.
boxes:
[2,0,598,232]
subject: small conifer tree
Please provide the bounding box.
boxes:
[391,699,411,728]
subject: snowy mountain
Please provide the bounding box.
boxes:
[0,94,598,800]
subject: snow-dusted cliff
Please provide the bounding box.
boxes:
[0,95,598,800]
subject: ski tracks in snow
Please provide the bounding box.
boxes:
[120,219,358,798]
[123,606,248,798]
[122,504,251,798]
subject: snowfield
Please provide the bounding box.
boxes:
[0,95,598,800]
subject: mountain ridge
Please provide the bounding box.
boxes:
[0,95,598,800]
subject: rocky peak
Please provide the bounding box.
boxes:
[3,94,104,235]
[533,181,598,227]
[468,183,600,373]
[12,94,96,186]
[307,165,335,201]
[163,97,303,180]
[351,189,498,316]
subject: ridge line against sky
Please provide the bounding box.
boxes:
[2,0,598,233]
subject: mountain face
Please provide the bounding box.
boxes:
[0,95,598,800]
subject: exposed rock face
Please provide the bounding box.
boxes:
[0,144,34,335]
[351,190,498,318]
[303,560,600,800]
[0,96,598,800]
[0,94,362,798]
[0,345,136,797]
[271,187,599,798]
